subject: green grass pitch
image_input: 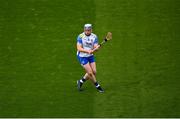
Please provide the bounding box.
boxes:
[0,0,180,117]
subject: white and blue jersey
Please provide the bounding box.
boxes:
[77,32,98,57]
[77,32,98,65]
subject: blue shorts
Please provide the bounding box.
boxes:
[77,55,95,65]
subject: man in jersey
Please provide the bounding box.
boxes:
[76,24,104,93]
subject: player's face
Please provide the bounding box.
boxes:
[84,29,92,36]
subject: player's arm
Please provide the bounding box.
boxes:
[77,44,92,54]
[92,36,100,53]
[92,44,100,53]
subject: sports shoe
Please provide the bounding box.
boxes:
[97,87,104,93]
[77,80,82,91]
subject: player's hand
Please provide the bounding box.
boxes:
[96,45,101,49]
[87,50,94,54]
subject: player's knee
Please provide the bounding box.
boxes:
[87,71,93,77]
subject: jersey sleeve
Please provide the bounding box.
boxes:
[77,35,82,44]
[94,36,98,45]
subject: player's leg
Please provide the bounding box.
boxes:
[83,73,90,80]
[89,62,96,75]
[77,57,89,90]
[89,57,104,92]
[77,56,96,90]
[83,63,97,83]
[78,73,89,87]
[78,63,100,91]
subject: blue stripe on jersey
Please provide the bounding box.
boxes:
[94,37,98,44]
[77,51,80,56]
[77,35,82,44]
